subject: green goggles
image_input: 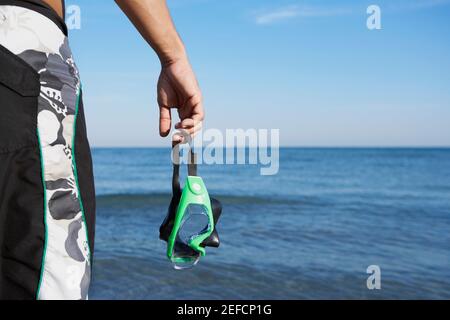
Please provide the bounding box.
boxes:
[168,175,213,268]
[160,148,222,269]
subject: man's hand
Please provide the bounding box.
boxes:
[158,58,204,142]
[115,0,205,143]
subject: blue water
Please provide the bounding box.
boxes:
[89,148,450,299]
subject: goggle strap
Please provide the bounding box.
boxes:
[172,144,197,196]
[188,151,197,176]
[172,162,181,196]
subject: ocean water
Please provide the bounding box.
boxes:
[88,148,450,299]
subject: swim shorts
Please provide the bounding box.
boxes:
[0,2,95,300]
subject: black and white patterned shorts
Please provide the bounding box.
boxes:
[0,2,95,300]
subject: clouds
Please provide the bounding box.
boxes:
[253,0,450,25]
[254,4,353,25]
[386,0,450,11]
[255,6,301,25]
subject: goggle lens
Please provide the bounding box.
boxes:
[171,204,211,269]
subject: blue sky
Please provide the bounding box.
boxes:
[68,0,450,147]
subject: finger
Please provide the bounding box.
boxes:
[181,99,204,129]
[191,111,204,136]
[175,118,195,129]
[172,134,190,144]
[190,102,205,127]
[172,133,184,143]
[175,115,204,136]
[173,128,191,144]
[175,120,203,136]
[177,118,203,131]
[159,105,172,137]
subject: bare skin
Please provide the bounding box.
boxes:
[42,0,64,18]
[115,0,204,142]
[42,0,204,143]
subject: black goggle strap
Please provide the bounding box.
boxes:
[172,143,197,196]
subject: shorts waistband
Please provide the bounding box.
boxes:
[0,0,67,36]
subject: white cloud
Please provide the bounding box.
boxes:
[254,0,450,25]
[387,0,450,11]
[255,6,300,25]
[254,5,352,25]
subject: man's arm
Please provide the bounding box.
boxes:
[115,0,204,141]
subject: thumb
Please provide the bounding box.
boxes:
[159,105,172,137]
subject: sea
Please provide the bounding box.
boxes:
[88,148,450,299]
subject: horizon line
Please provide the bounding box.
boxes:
[89,145,450,149]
